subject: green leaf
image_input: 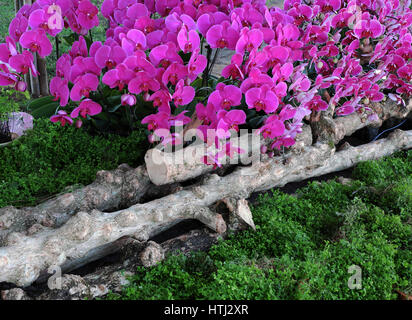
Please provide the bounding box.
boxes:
[108,104,123,113]
[28,96,55,111]
[31,102,60,119]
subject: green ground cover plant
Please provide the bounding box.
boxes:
[0,119,147,208]
[107,151,412,300]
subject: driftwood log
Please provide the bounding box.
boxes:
[145,99,411,185]
[0,164,151,246]
[0,127,411,287]
[145,125,312,185]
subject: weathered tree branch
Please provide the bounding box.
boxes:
[145,125,313,185]
[1,129,410,287]
[313,98,412,144]
[0,164,151,245]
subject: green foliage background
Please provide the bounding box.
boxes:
[0,119,147,207]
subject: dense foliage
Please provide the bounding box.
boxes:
[0,119,147,207]
[0,0,410,166]
[107,150,412,300]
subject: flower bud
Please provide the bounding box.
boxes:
[75,119,83,128]
[121,94,137,106]
[148,134,155,144]
[143,92,151,102]
[260,145,267,154]
[267,151,274,158]
[15,81,27,92]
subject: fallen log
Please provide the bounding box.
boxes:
[0,164,151,246]
[0,129,410,287]
[0,228,220,300]
[313,98,412,144]
[145,125,313,185]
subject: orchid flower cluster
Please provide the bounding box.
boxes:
[0,0,410,168]
[284,0,412,118]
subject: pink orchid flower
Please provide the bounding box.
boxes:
[69,36,88,59]
[124,52,156,74]
[197,12,229,36]
[149,42,183,68]
[216,109,246,138]
[315,0,341,13]
[223,142,245,159]
[28,7,62,37]
[177,25,200,53]
[162,62,188,86]
[19,29,52,58]
[245,85,279,114]
[187,48,207,81]
[55,54,72,79]
[240,68,274,93]
[129,71,161,94]
[76,0,99,30]
[71,99,102,118]
[336,100,355,116]
[168,111,191,127]
[304,95,328,112]
[142,111,171,130]
[9,14,28,42]
[102,64,135,90]
[397,65,412,81]
[354,14,384,39]
[95,45,127,69]
[121,29,147,54]
[202,150,224,169]
[9,51,38,75]
[208,83,242,111]
[50,110,73,127]
[235,28,264,54]
[70,73,99,101]
[149,90,172,113]
[70,56,101,83]
[206,21,239,50]
[50,77,70,107]
[222,53,244,80]
[258,115,285,139]
[165,12,195,33]
[172,79,195,106]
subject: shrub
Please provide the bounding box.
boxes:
[0,119,147,207]
[297,230,398,300]
[198,262,279,300]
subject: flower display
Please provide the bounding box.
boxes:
[0,0,410,166]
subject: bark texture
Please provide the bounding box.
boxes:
[145,124,312,185]
[0,164,150,246]
[1,129,410,287]
[313,99,412,143]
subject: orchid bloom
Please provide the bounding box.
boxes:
[19,29,52,57]
[206,21,239,50]
[70,73,99,101]
[177,25,200,53]
[76,0,99,30]
[70,99,102,118]
[50,77,70,107]
[245,85,279,114]
[208,83,242,111]
[216,110,246,138]
[172,79,195,106]
[50,110,73,127]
